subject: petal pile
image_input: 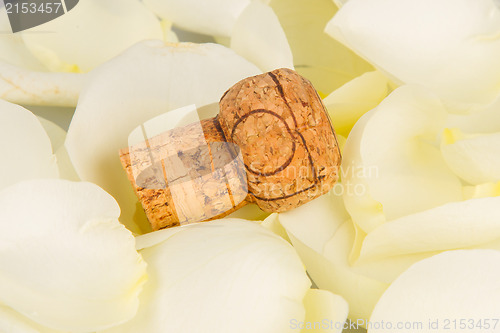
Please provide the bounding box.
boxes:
[369,250,500,333]
[21,0,163,73]
[101,219,348,333]
[326,0,500,112]
[0,99,58,191]
[0,179,147,332]
[342,86,462,233]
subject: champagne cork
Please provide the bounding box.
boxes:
[120,68,341,230]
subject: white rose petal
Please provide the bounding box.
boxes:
[279,194,388,321]
[270,0,373,96]
[326,0,500,112]
[0,62,86,106]
[323,70,389,137]
[65,40,260,233]
[369,250,500,333]
[446,95,500,134]
[143,0,250,37]
[231,2,293,72]
[36,116,66,152]
[34,115,80,181]
[21,0,163,73]
[280,192,349,254]
[301,289,349,333]
[343,86,462,233]
[340,111,386,233]
[441,129,500,185]
[463,182,500,200]
[0,179,147,332]
[0,99,58,191]
[0,305,61,333]
[358,197,500,262]
[100,219,335,333]
[0,9,46,71]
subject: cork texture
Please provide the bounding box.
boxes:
[120,68,341,230]
[120,118,248,230]
[218,68,341,212]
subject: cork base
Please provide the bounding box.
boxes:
[120,118,249,230]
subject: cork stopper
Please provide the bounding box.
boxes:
[120,68,341,231]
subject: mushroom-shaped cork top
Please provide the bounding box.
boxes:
[120,68,341,231]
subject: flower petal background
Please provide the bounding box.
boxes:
[0,305,61,333]
[326,0,500,112]
[0,179,147,332]
[231,1,294,72]
[0,61,86,106]
[441,129,500,185]
[323,70,389,137]
[65,40,261,233]
[0,99,58,191]
[21,0,163,73]
[279,193,388,322]
[369,250,500,333]
[143,0,251,37]
[342,86,462,233]
[101,219,348,333]
[269,0,373,96]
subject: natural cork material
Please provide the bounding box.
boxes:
[120,68,341,231]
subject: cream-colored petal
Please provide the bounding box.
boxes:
[270,0,373,96]
[279,192,387,321]
[143,0,250,37]
[343,86,462,232]
[358,197,500,261]
[369,250,500,333]
[463,181,500,199]
[279,191,349,253]
[33,116,80,181]
[0,62,86,106]
[0,306,62,333]
[102,219,311,333]
[0,179,147,332]
[0,99,58,191]
[284,222,388,322]
[446,94,500,134]
[341,111,386,233]
[225,203,269,221]
[21,0,163,73]
[65,40,260,233]
[301,289,349,333]
[326,0,500,112]
[442,129,500,184]
[231,2,293,72]
[260,213,290,242]
[36,116,66,152]
[323,70,389,137]
[0,8,46,71]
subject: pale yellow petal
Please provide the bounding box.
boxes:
[143,0,250,37]
[103,219,311,333]
[231,2,293,72]
[343,86,462,233]
[442,129,500,184]
[270,0,373,96]
[358,197,500,261]
[324,71,389,137]
[301,289,349,333]
[0,99,58,190]
[0,179,147,332]
[326,0,500,112]
[370,250,500,333]
[21,0,163,73]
